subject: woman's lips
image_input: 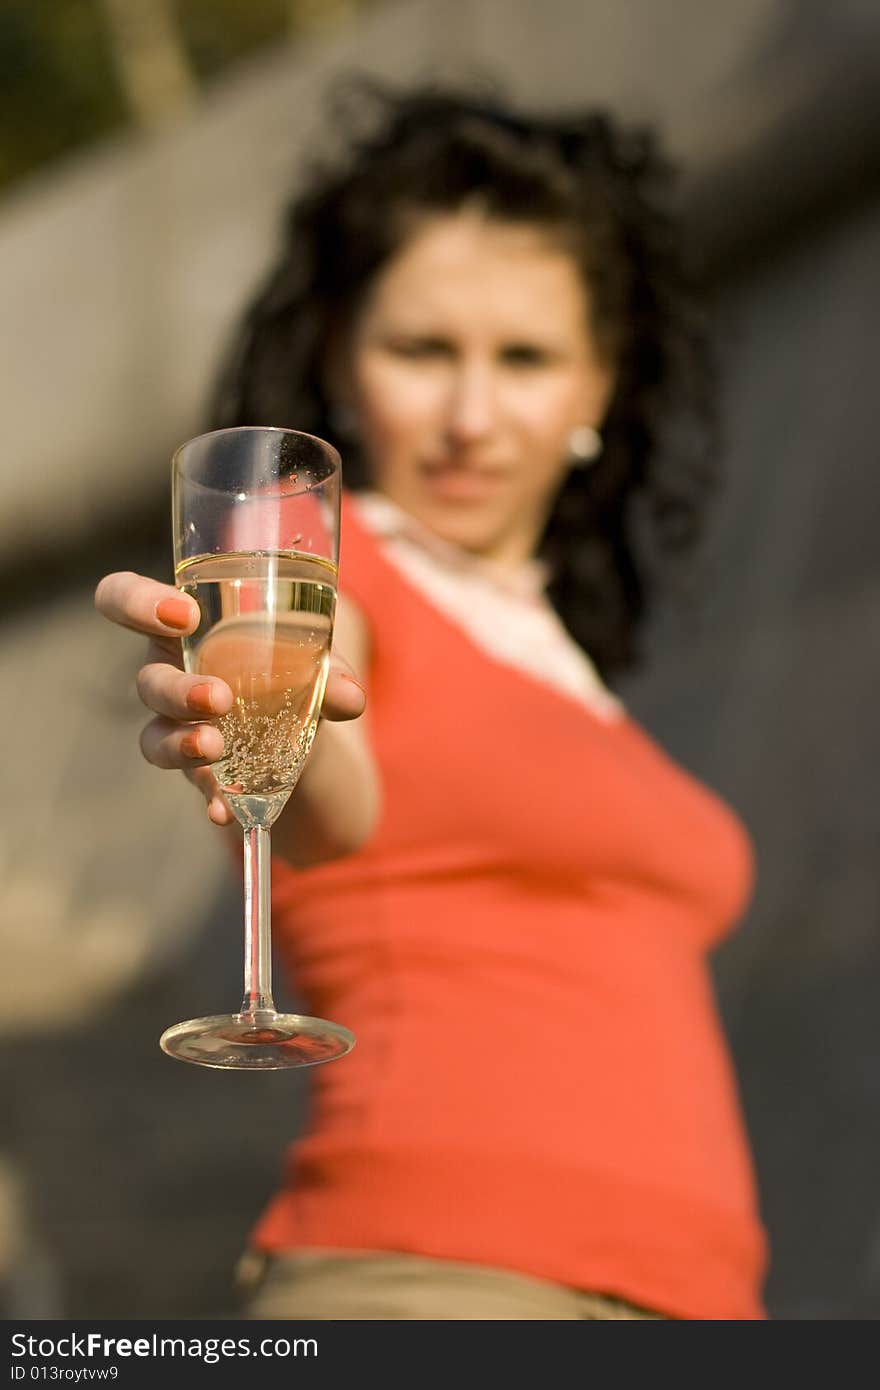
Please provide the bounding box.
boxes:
[420,463,509,501]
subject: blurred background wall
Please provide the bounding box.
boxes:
[1,0,878,1319]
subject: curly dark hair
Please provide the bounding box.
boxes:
[211,79,716,680]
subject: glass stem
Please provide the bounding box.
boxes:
[241,824,275,1017]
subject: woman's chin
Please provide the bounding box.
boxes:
[417,507,511,558]
[376,480,521,559]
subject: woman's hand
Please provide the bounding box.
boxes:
[94,570,367,829]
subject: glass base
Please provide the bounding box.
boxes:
[159,1011,355,1070]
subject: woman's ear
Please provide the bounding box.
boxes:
[584,354,617,430]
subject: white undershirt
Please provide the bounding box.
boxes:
[351,490,625,724]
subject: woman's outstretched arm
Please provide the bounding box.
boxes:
[94,573,379,868]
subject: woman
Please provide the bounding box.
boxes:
[95,83,767,1319]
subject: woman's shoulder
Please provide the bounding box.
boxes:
[338,490,390,616]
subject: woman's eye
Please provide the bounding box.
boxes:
[501,344,551,367]
[388,338,451,359]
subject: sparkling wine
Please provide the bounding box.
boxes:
[176,551,336,800]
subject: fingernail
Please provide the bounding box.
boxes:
[181,731,203,758]
[156,597,195,631]
[187,683,215,714]
[340,672,365,693]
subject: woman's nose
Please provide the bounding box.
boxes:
[443,363,499,444]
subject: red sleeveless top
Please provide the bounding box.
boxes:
[253,493,768,1319]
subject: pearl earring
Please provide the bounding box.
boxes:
[568,425,602,466]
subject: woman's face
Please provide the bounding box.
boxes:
[341,211,615,567]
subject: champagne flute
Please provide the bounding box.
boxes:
[159,426,355,1070]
